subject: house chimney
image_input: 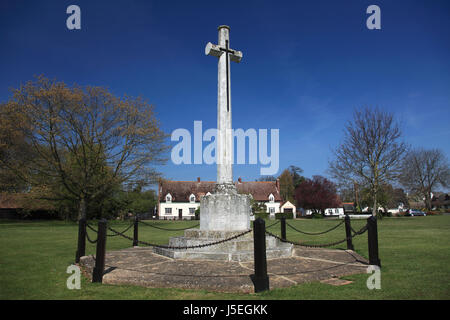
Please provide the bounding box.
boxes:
[197,177,201,182]
[276,178,279,189]
[238,177,242,183]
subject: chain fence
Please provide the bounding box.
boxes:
[86,221,134,237]
[285,219,344,236]
[138,219,200,231]
[265,220,280,229]
[108,225,251,250]
[265,222,368,249]
[85,223,98,244]
[79,217,375,286]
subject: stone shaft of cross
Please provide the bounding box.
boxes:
[205,25,242,185]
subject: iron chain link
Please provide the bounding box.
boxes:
[266,223,369,248]
[108,225,251,250]
[139,220,200,231]
[285,219,344,236]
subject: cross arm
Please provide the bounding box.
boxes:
[205,42,243,63]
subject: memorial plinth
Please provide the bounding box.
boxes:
[200,183,250,231]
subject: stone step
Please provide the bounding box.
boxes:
[155,229,293,262]
[153,243,293,262]
[168,235,280,251]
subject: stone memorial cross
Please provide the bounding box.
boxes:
[205,25,242,185]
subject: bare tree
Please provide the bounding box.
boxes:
[399,148,449,211]
[334,179,362,212]
[0,76,168,219]
[329,107,408,217]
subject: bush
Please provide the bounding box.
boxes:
[305,212,324,219]
[194,208,200,220]
[254,211,269,220]
[275,212,293,220]
[426,211,442,216]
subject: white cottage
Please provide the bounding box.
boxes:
[158,177,283,220]
[280,201,297,218]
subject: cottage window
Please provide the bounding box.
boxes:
[166,194,172,203]
[165,208,172,214]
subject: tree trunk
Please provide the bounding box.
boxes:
[424,192,432,211]
[372,190,377,217]
[354,181,360,213]
[78,197,87,220]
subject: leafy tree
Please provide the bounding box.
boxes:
[0,76,168,220]
[278,169,295,203]
[329,107,407,217]
[118,187,157,216]
[399,148,449,211]
[248,195,265,214]
[288,165,305,187]
[360,184,409,215]
[295,175,340,216]
[0,103,31,192]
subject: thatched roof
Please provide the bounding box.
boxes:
[0,193,55,211]
[158,178,282,202]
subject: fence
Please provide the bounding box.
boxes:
[75,214,380,291]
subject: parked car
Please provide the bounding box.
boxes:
[406,209,427,216]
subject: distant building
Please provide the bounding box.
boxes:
[342,202,355,214]
[280,201,297,218]
[0,193,56,219]
[304,208,344,217]
[303,201,350,217]
[158,177,283,220]
[432,193,450,210]
[0,193,22,219]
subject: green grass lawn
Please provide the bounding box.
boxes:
[1,216,449,299]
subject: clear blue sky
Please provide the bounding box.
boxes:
[1,0,449,184]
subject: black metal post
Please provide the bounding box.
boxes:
[250,218,270,293]
[92,219,107,283]
[75,217,86,263]
[367,216,381,267]
[344,215,354,251]
[133,215,139,247]
[280,216,286,241]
